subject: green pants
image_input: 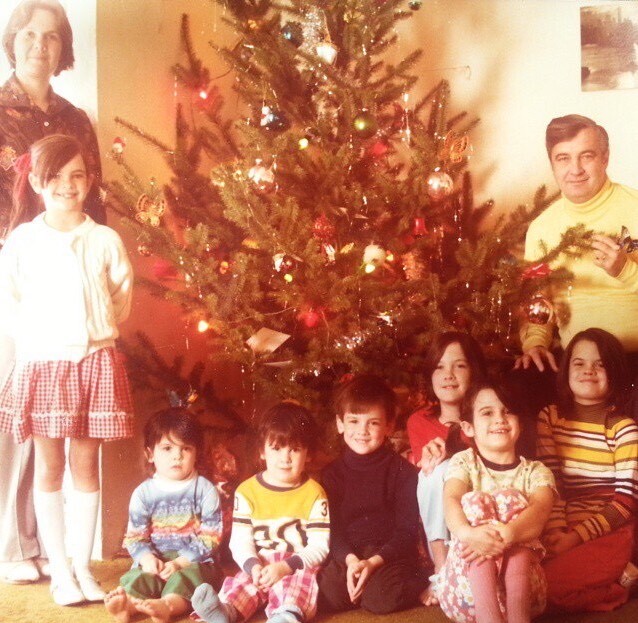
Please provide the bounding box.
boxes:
[121,551,220,601]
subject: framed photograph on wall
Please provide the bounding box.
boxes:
[581,4,638,91]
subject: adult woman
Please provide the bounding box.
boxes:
[0,0,104,588]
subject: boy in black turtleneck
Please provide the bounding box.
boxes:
[317,375,428,614]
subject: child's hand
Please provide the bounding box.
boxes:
[419,438,447,475]
[257,561,292,590]
[493,522,515,547]
[346,555,383,603]
[458,524,505,561]
[158,556,190,580]
[545,530,581,557]
[250,563,263,587]
[139,553,164,575]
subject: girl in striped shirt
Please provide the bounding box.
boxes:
[537,327,638,612]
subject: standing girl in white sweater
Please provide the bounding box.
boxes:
[0,134,134,606]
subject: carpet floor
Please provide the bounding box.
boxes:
[2,559,638,623]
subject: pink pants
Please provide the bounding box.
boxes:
[437,489,547,623]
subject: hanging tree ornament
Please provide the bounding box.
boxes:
[315,39,338,64]
[273,252,297,282]
[248,159,276,194]
[281,21,304,47]
[524,294,554,325]
[312,214,336,243]
[260,106,290,132]
[363,244,387,273]
[426,168,454,202]
[137,244,152,257]
[353,110,378,139]
[408,0,423,9]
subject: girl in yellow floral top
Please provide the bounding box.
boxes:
[438,381,555,623]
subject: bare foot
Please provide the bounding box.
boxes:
[104,586,138,623]
[136,598,172,623]
[419,585,439,607]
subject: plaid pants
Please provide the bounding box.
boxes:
[221,551,318,622]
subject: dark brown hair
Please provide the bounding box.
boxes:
[3,0,74,76]
[10,133,89,231]
[143,408,203,457]
[545,114,609,157]
[333,374,397,423]
[556,328,629,414]
[422,331,487,404]
[257,401,318,453]
[445,380,522,456]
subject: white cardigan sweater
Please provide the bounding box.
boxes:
[0,214,133,363]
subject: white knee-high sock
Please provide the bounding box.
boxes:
[33,489,71,580]
[69,489,100,576]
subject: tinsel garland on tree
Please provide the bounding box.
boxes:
[106,0,590,425]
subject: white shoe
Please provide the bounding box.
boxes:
[50,574,85,606]
[36,558,51,578]
[75,570,106,602]
[0,560,40,584]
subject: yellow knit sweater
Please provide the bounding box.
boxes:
[522,179,638,353]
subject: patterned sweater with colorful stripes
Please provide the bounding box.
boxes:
[229,473,330,573]
[537,402,638,542]
[123,474,222,565]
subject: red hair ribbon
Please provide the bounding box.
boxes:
[13,151,31,175]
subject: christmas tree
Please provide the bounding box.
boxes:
[107,0,587,426]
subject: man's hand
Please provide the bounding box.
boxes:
[257,561,292,590]
[139,553,164,575]
[514,346,558,373]
[419,437,447,475]
[591,233,627,278]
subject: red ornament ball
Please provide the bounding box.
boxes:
[524,294,554,325]
[313,214,336,243]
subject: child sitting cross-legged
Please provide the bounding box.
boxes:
[191,402,330,623]
[317,374,429,615]
[104,408,223,623]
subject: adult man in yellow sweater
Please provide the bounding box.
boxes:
[517,114,638,374]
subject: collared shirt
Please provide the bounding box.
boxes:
[0,74,104,232]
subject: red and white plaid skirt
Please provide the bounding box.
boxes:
[0,347,134,443]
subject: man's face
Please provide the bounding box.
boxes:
[549,126,609,204]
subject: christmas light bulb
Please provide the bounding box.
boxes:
[197,319,210,332]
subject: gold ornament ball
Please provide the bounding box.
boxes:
[525,294,554,325]
[352,111,378,139]
[426,169,454,201]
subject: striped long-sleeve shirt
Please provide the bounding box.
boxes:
[536,403,638,542]
[123,474,222,564]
